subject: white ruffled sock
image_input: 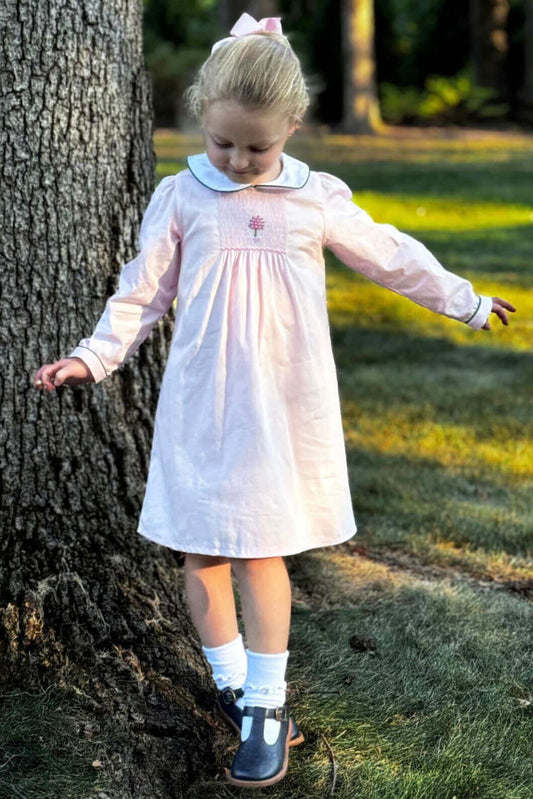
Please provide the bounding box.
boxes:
[202,633,247,710]
[241,649,289,744]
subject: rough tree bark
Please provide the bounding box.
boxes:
[341,0,382,134]
[470,0,510,95]
[0,1,220,796]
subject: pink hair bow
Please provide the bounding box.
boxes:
[211,12,283,55]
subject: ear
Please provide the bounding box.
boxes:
[287,116,301,136]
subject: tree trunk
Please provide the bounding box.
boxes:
[0,1,218,796]
[470,0,510,94]
[219,1,279,30]
[525,0,533,105]
[250,0,280,17]
[341,0,382,134]
[219,0,249,31]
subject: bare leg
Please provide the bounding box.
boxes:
[183,553,239,647]
[229,557,291,653]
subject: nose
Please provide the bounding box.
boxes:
[229,149,250,170]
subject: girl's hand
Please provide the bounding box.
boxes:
[33,357,94,392]
[482,297,516,330]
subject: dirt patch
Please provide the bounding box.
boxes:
[337,541,533,602]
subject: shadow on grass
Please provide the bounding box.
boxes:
[345,445,532,557]
[308,158,533,207]
[0,685,102,799]
[327,325,533,557]
[401,226,533,285]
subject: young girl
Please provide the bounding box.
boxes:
[33,13,515,790]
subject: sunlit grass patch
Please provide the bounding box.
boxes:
[155,158,187,181]
[344,407,533,480]
[287,549,407,610]
[427,541,533,585]
[289,128,533,166]
[326,264,531,349]
[351,191,533,232]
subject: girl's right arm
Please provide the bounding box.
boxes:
[33,176,181,391]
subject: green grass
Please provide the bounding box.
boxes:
[8,130,531,798]
[0,686,106,799]
[168,129,533,797]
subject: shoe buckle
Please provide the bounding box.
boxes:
[221,687,237,705]
[274,706,287,722]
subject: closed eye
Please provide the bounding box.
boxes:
[212,139,271,153]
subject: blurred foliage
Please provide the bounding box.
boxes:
[143,0,218,127]
[143,0,527,128]
[380,70,510,125]
[375,0,470,88]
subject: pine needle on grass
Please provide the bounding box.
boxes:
[321,734,338,796]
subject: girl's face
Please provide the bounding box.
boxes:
[201,100,298,185]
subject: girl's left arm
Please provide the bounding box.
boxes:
[321,173,515,330]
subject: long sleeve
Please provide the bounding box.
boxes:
[320,172,491,329]
[69,175,181,383]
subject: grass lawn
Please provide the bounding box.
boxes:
[4,130,531,799]
[165,129,533,798]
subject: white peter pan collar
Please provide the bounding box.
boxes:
[186,152,310,192]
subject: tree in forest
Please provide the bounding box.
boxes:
[219,1,280,32]
[0,1,218,795]
[219,0,248,30]
[341,0,383,133]
[525,0,533,106]
[470,0,510,95]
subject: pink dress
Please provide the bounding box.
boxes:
[70,153,491,558]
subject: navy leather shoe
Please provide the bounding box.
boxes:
[225,704,296,788]
[217,688,304,747]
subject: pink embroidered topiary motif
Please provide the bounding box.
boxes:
[249,215,265,238]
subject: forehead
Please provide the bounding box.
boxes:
[202,100,287,143]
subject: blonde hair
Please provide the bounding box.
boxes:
[184,33,309,122]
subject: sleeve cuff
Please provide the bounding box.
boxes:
[69,346,110,384]
[465,295,492,330]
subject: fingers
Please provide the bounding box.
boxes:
[54,366,72,387]
[33,360,69,392]
[491,297,516,327]
[495,306,509,326]
[34,365,58,392]
[493,297,516,313]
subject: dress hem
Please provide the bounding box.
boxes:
[136,523,358,558]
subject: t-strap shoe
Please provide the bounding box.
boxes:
[225,704,296,788]
[217,687,304,747]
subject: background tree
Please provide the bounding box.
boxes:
[219,0,249,29]
[525,0,533,105]
[470,0,511,94]
[341,0,382,132]
[0,0,217,795]
[143,0,217,127]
